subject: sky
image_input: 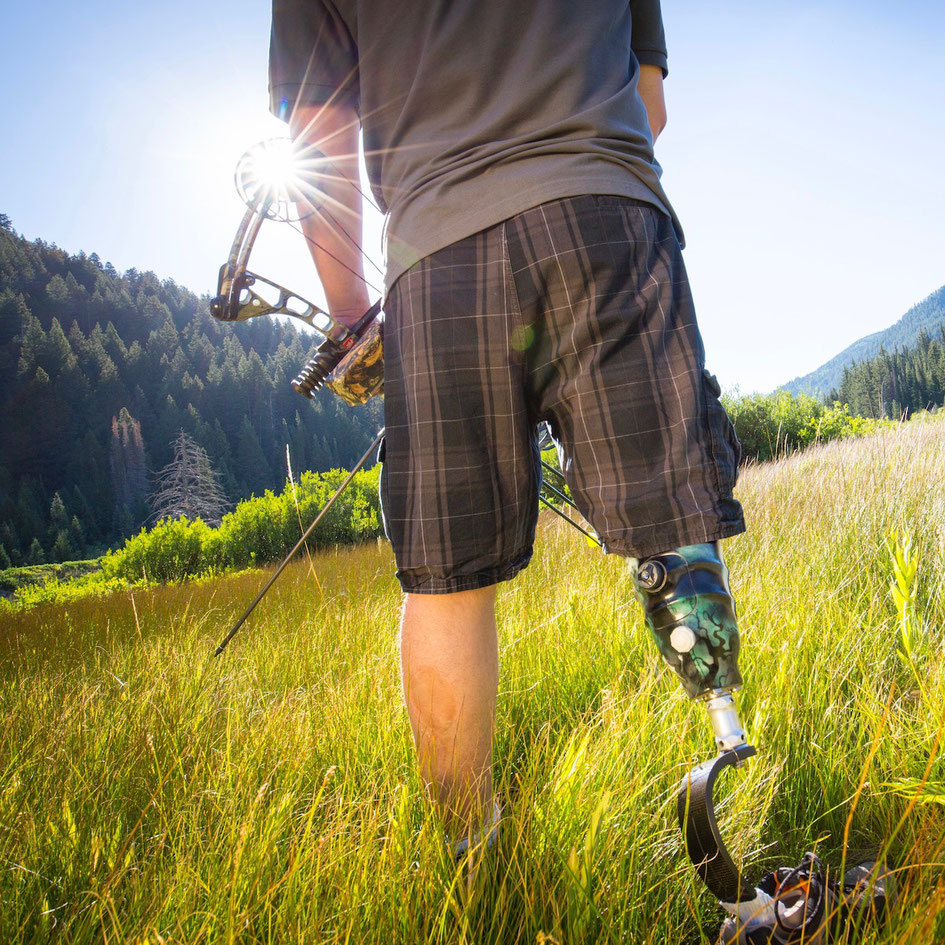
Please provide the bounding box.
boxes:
[1,0,943,393]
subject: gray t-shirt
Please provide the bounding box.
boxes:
[270,0,680,293]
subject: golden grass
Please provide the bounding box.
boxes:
[1,419,943,943]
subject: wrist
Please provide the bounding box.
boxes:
[331,303,371,329]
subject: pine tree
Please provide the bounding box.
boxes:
[109,408,148,533]
[236,417,272,496]
[16,313,46,378]
[48,492,69,545]
[52,530,73,563]
[27,538,45,565]
[150,430,229,525]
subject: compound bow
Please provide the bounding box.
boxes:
[209,138,382,398]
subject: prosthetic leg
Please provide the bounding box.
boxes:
[632,543,891,943]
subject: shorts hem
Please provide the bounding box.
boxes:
[600,518,746,560]
[396,547,533,595]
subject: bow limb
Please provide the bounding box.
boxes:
[210,196,354,341]
[210,136,385,402]
[210,199,268,322]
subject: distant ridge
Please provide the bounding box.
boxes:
[782,283,945,398]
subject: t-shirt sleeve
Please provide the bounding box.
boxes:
[629,0,668,77]
[269,0,360,120]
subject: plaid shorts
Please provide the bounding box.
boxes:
[381,195,745,594]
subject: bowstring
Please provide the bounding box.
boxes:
[286,210,384,296]
[287,150,386,297]
[311,203,386,282]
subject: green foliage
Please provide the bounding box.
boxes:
[0,559,105,612]
[51,529,74,563]
[102,516,212,584]
[829,326,945,420]
[0,559,101,593]
[722,390,820,461]
[26,537,45,565]
[100,465,382,587]
[887,531,923,692]
[804,401,888,445]
[0,568,129,612]
[3,462,382,609]
[723,390,893,463]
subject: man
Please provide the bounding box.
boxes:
[269,0,745,854]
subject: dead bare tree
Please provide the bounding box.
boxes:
[150,431,229,525]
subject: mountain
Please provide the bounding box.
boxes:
[0,214,382,567]
[781,283,945,398]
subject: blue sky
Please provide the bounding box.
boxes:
[2,1,943,392]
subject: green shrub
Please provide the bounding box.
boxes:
[102,516,212,584]
[3,570,131,609]
[722,390,823,462]
[805,402,889,445]
[0,559,102,595]
[722,391,895,464]
[99,465,384,591]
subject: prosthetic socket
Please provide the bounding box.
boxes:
[632,542,747,754]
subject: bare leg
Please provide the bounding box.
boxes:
[400,585,498,839]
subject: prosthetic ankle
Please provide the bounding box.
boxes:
[631,541,746,753]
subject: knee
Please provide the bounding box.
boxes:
[402,585,498,634]
[400,585,499,686]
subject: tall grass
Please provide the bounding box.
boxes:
[1,420,944,944]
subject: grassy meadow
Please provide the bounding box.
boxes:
[1,418,944,944]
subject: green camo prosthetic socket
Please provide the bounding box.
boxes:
[631,542,743,701]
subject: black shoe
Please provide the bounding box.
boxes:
[718,852,891,944]
[839,859,893,930]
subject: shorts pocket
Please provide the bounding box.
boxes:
[702,370,742,492]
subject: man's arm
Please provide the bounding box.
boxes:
[290,103,370,328]
[629,0,669,143]
[637,63,667,142]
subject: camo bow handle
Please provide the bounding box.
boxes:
[324,319,384,405]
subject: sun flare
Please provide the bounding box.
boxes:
[235,137,327,222]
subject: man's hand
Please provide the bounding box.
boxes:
[290,104,370,326]
[637,64,667,144]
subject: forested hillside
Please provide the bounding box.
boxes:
[782,283,945,397]
[0,215,382,566]
[829,326,945,419]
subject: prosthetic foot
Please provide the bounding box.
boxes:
[632,543,892,942]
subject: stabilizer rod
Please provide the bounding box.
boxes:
[538,493,601,545]
[214,428,385,656]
